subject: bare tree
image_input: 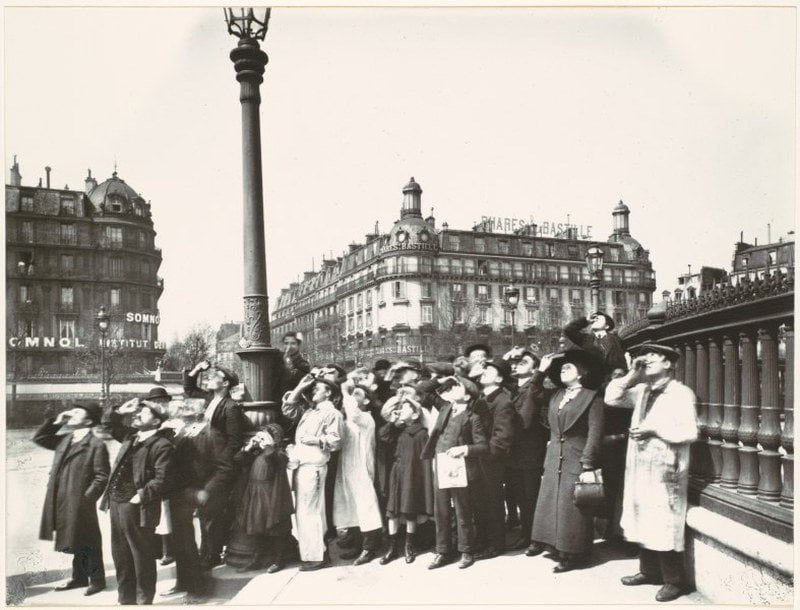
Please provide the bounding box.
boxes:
[160,323,216,370]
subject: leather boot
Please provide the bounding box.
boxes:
[404,532,416,564]
[379,535,400,565]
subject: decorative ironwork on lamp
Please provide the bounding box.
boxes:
[224,7,271,40]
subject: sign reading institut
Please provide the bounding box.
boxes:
[8,336,166,350]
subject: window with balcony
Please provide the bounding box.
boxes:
[109,257,124,278]
[59,223,76,245]
[366,289,373,307]
[421,281,433,299]
[479,307,491,325]
[449,235,461,251]
[421,304,433,324]
[546,243,555,258]
[453,304,465,324]
[61,254,74,272]
[498,240,509,254]
[476,284,489,302]
[474,237,485,253]
[525,286,539,303]
[20,194,34,212]
[60,197,75,215]
[21,221,33,242]
[111,288,121,307]
[451,258,463,275]
[526,307,538,326]
[522,241,533,256]
[393,280,407,300]
[464,259,475,275]
[451,283,464,299]
[105,226,123,248]
[60,287,74,308]
[59,319,76,340]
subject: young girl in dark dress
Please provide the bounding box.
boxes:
[378,398,435,564]
[235,423,295,573]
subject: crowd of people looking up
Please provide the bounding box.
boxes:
[34,311,699,604]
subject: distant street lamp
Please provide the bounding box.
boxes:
[96,306,110,406]
[585,245,605,313]
[504,283,520,348]
[224,7,282,412]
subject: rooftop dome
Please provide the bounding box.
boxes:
[613,199,630,214]
[87,171,144,210]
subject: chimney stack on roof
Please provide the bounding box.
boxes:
[45,166,51,189]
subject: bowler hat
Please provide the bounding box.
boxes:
[314,377,342,399]
[74,400,102,426]
[373,359,391,372]
[591,311,615,331]
[484,357,512,380]
[141,386,171,402]
[427,362,455,377]
[631,341,681,363]
[546,349,605,391]
[139,400,169,422]
[464,343,492,359]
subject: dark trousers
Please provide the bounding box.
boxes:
[503,466,519,523]
[474,457,506,551]
[640,548,686,586]
[509,464,543,544]
[109,500,159,605]
[70,542,105,586]
[199,490,232,566]
[434,485,476,554]
[170,495,202,594]
[600,438,628,538]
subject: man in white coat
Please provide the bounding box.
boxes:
[333,371,384,565]
[605,341,698,603]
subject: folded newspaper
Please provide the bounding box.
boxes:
[436,452,468,488]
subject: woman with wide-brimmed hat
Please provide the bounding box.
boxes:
[526,349,606,573]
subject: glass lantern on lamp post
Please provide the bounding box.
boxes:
[585,245,605,313]
[504,283,520,348]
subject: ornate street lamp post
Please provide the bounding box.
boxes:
[504,283,520,348]
[585,245,605,313]
[224,7,282,415]
[96,306,110,406]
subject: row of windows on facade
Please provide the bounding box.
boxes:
[17,193,147,217]
[14,318,154,342]
[16,285,156,311]
[14,251,155,279]
[276,258,653,313]
[15,221,152,249]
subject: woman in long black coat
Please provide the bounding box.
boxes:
[35,403,110,593]
[528,350,605,573]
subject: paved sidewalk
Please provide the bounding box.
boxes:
[9,540,707,606]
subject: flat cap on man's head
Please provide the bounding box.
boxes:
[373,359,391,372]
[591,311,615,331]
[213,365,239,388]
[631,341,681,363]
[315,377,342,399]
[484,357,512,380]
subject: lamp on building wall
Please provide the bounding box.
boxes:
[504,283,520,347]
[224,7,282,418]
[585,244,605,312]
[95,305,110,407]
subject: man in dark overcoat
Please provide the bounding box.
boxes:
[102,400,174,605]
[473,358,515,559]
[34,401,109,596]
[184,361,248,567]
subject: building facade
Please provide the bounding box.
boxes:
[270,178,656,366]
[6,157,165,379]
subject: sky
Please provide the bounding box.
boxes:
[4,4,796,343]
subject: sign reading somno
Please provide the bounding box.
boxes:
[126,311,161,324]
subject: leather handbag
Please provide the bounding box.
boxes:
[573,468,605,515]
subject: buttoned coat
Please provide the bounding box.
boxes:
[420,400,488,484]
[507,377,549,471]
[564,317,627,375]
[35,420,110,553]
[101,430,175,529]
[605,376,698,551]
[184,371,249,461]
[530,372,605,555]
[380,421,435,518]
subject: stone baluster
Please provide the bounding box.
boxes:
[738,330,759,495]
[720,333,740,488]
[684,340,697,393]
[757,325,782,501]
[780,325,793,508]
[707,334,724,482]
[692,338,710,479]
[674,341,685,383]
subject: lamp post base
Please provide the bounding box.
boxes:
[236,346,283,423]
